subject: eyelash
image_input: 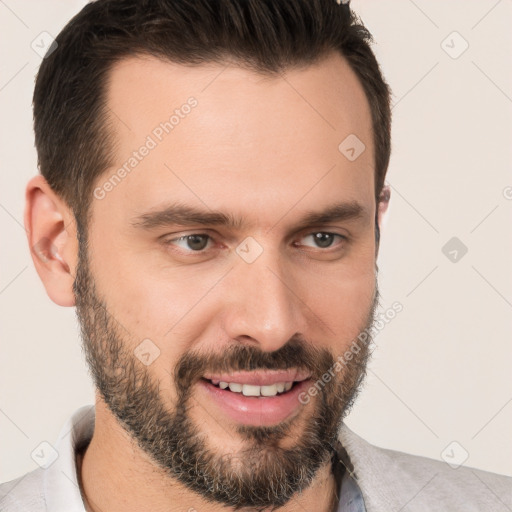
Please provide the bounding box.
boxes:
[162,232,347,255]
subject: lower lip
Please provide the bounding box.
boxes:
[198,379,311,426]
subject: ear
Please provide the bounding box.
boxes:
[375,184,390,254]
[24,175,79,306]
[377,184,390,229]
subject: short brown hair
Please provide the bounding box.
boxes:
[33,0,392,231]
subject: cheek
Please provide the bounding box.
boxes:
[88,244,224,374]
[295,250,376,345]
[312,274,374,323]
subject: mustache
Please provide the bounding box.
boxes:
[174,336,334,392]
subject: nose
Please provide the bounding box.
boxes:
[220,246,305,353]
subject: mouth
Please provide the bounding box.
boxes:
[197,370,312,426]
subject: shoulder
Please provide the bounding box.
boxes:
[0,404,94,512]
[0,467,47,512]
[338,423,512,512]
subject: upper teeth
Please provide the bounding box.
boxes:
[216,381,293,397]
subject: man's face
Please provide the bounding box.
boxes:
[75,52,378,508]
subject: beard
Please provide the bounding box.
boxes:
[74,243,379,511]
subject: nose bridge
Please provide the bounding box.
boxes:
[222,244,301,351]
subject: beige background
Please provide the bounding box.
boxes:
[1,0,511,483]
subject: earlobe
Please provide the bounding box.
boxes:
[24,175,78,307]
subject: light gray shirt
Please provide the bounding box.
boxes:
[2,404,511,511]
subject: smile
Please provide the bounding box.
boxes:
[198,370,312,426]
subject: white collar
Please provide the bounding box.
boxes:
[43,404,94,512]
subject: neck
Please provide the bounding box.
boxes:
[77,401,341,512]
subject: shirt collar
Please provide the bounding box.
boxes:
[43,404,93,512]
[331,437,367,512]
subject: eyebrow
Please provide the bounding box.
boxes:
[130,200,368,232]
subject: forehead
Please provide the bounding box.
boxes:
[95,53,375,225]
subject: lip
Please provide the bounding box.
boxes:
[198,378,312,426]
[202,369,311,386]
